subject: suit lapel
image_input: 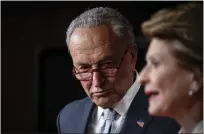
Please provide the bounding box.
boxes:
[120,87,153,134]
[77,97,95,133]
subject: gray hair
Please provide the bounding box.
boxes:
[66,7,136,50]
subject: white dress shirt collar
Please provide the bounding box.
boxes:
[113,75,140,116]
[96,72,141,121]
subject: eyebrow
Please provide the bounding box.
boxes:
[75,62,90,67]
[146,53,165,61]
[75,55,118,67]
[99,55,118,64]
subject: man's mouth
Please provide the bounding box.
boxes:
[92,90,112,97]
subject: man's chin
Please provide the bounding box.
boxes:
[95,103,113,109]
[93,98,117,108]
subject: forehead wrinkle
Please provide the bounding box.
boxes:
[74,42,112,56]
[70,25,119,53]
[70,26,123,66]
[73,45,116,66]
[70,37,111,55]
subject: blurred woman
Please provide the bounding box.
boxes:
[138,3,203,133]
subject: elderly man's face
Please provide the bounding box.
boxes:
[69,25,137,108]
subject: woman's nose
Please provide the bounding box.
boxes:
[137,67,148,85]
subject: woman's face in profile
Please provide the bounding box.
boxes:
[138,38,195,117]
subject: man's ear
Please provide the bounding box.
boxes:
[130,44,138,64]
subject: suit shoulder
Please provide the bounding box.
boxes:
[60,97,90,113]
[57,97,92,133]
[59,97,90,116]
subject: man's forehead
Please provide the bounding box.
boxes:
[68,25,127,65]
[70,25,111,43]
[71,45,120,59]
[73,53,118,66]
[71,45,123,66]
[71,44,113,54]
[69,25,121,48]
[69,27,125,53]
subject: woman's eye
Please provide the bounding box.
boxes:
[151,61,159,67]
[146,56,161,68]
[146,59,159,68]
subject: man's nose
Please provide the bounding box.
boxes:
[92,71,105,87]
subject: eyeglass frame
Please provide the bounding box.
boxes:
[72,47,130,81]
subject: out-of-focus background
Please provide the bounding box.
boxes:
[2,1,188,133]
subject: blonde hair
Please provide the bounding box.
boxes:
[142,2,203,99]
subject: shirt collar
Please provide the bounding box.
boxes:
[97,72,141,119]
[97,106,104,121]
[113,72,140,116]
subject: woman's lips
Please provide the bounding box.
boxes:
[145,88,159,101]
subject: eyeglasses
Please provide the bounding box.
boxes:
[72,48,129,81]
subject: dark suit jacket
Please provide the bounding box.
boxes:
[57,87,180,134]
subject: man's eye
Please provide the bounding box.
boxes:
[101,61,116,69]
[103,61,113,65]
[101,61,115,67]
[79,66,90,72]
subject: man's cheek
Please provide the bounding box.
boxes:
[81,82,91,94]
[106,77,115,84]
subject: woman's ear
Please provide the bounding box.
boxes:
[189,68,202,94]
[189,81,199,93]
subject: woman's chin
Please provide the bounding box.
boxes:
[148,105,162,116]
[148,105,168,117]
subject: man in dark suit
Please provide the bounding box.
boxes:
[57,7,180,134]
